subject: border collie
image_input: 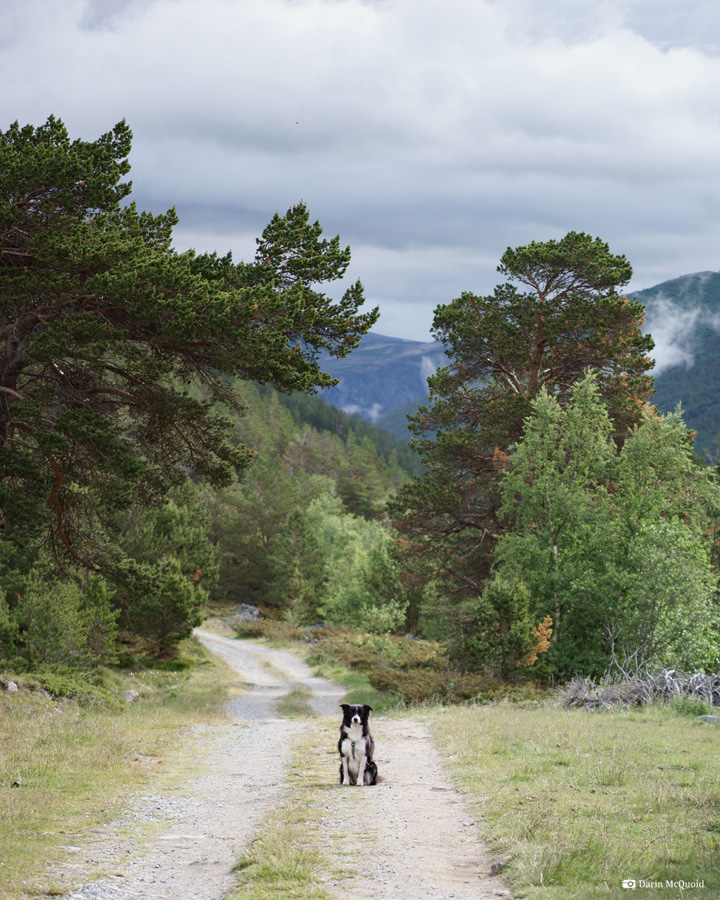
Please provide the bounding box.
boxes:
[338,703,378,786]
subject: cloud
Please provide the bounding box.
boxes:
[645,298,702,375]
[419,355,439,388]
[340,402,383,421]
[5,0,720,340]
[645,294,720,376]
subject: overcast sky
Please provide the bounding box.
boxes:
[4,0,720,341]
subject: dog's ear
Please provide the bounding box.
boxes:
[339,703,349,711]
[364,705,373,714]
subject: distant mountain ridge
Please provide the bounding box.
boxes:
[319,332,445,425]
[629,271,720,456]
[319,272,720,453]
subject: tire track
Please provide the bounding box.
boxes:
[61,632,343,900]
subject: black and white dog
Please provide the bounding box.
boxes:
[338,703,378,786]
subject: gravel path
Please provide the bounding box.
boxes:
[56,631,511,900]
[320,717,512,899]
[62,630,343,900]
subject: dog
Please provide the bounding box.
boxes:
[338,703,378,786]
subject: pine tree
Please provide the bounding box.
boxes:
[0,117,377,566]
[389,232,654,647]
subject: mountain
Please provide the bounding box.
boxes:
[319,333,446,430]
[629,272,720,458]
[319,274,720,455]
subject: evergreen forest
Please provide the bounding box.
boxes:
[2,117,719,692]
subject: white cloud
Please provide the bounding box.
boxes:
[645,298,703,375]
[645,293,720,376]
[4,0,720,340]
[419,355,438,388]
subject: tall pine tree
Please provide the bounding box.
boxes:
[389,232,654,653]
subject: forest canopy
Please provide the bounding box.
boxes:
[2,115,718,686]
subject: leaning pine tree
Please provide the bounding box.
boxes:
[389,232,655,658]
[0,116,377,653]
[0,116,377,564]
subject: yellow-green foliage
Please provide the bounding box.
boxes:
[433,703,720,900]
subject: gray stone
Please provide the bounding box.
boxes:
[0,675,18,693]
[490,856,511,876]
[231,604,260,622]
[124,690,140,704]
[699,714,720,724]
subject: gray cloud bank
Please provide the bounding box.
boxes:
[4,0,720,340]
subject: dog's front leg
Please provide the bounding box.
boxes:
[341,757,351,785]
[357,756,367,787]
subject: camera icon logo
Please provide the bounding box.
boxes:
[622,880,637,890]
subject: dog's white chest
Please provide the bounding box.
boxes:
[341,723,366,764]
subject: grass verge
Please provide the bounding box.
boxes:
[229,721,339,900]
[432,702,720,900]
[0,636,233,900]
[277,685,316,718]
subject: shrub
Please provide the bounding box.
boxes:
[463,576,553,681]
[231,618,305,642]
[18,669,120,708]
[15,575,118,668]
[115,558,202,658]
[307,629,548,705]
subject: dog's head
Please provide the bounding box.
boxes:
[340,703,373,727]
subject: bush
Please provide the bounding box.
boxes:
[463,576,553,681]
[671,695,713,717]
[115,558,202,658]
[232,618,305,642]
[14,575,118,668]
[307,630,548,705]
[17,669,120,708]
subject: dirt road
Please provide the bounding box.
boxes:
[61,631,511,900]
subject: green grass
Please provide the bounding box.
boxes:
[432,702,720,900]
[277,685,316,718]
[229,722,337,900]
[0,637,233,900]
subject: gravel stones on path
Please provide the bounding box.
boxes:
[319,717,512,900]
[58,630,511,900]
[63,630,342,900]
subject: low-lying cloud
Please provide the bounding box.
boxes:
[645,295,720,376]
